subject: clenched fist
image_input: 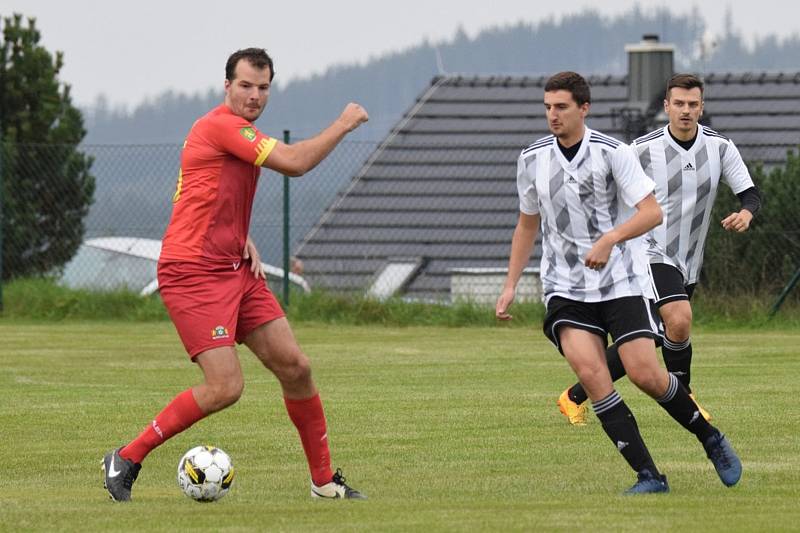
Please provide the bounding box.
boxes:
[338,103,369,132]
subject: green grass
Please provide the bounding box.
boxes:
[1,278,168,321]
[0,322,798,532]
[5,277,800,328]
[2,278,548,326]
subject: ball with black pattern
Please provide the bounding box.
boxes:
[177,445,234,502]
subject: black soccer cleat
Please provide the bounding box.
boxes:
[102,448,142,502]
[310,468,367,500]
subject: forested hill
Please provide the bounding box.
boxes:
[83,7,800,144]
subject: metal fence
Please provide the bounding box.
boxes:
[0,139,375,299]
[1,140,799,309]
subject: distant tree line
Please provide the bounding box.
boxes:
[83,6,800,145]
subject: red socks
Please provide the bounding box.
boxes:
[120,389,205,464]
[284,393,333,486]
[118,389,333,486]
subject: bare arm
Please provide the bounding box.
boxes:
[584,193,662,270]
[263,103,368,177]
[496,212,540,320]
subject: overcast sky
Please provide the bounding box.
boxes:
[2,0,798,108]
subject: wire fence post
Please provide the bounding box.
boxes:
[282,130,291,306]
[769,265,800,317]
[0,139,4,314]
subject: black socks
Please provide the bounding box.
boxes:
[662,336,693,392]
[593,391,659,476]
[656,373,716,443]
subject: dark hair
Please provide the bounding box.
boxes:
[666,73,704,98]
[544,71,591,105]
[225,48,275,82]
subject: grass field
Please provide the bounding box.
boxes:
[1,321,798,532]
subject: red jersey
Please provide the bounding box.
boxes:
[160,104,277,263]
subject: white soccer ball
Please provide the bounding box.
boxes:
[177,445,234,502]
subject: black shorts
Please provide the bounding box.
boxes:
[543,295,663,355]
[649,263,696,307]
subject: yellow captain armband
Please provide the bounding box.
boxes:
[253,137,277,166]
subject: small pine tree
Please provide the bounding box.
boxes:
[0,13,95,280]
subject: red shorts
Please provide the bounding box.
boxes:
[157,260,285,359]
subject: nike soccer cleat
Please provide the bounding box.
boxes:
[557,389,587,426]
[689,393,713,421]
[624,470,670,495]
[704,432,742,487]
[310,468,367,500]
[102,448,142,502]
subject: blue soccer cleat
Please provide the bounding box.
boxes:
[624,470,670,495]
[704,432,742,487]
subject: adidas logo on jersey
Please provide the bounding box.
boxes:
[567,176,578,184]
[683,162,696,171]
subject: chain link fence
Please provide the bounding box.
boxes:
[0,139,376,297]
[1,140,799,309]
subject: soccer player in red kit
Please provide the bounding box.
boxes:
[102,48,369,501]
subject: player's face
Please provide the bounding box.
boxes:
[665,87,703,139]
[224,60,271,122]
[544,90,589,144]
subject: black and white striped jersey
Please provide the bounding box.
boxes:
[517,127,656,304]
[633,125,755,284]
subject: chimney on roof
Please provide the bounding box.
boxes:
[625,34,675,111]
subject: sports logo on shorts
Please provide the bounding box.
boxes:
[239,127,257,142]
[212,325,230,340]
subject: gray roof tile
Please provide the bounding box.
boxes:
[324,211,518,228]
[334,195,517,212]
[308,227,513,244]
[353,179,516,196]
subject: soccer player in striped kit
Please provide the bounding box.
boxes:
[557,73,760,426]
[497,71,742,493]
[102,48,369,502]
